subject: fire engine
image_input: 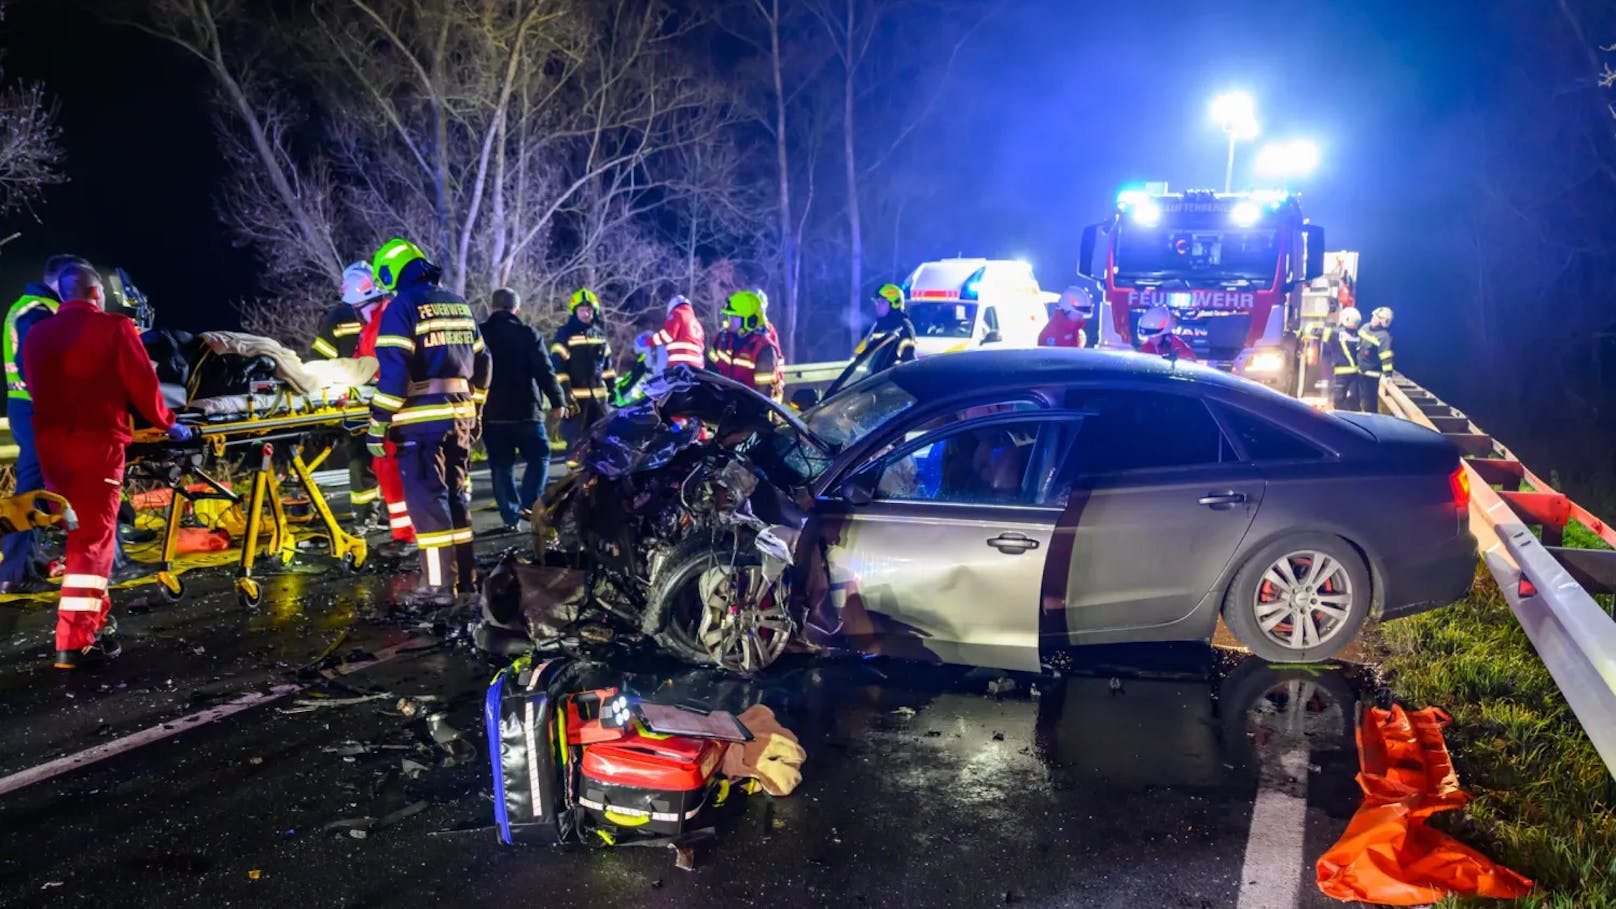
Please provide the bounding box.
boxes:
[1078,185,1328,395]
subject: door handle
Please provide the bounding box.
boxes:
[1197,492,1248,509]
[987,532,1040,554]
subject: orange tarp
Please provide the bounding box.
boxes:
[1316,705,1533,904]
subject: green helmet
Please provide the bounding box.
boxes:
[874,283,905,310]
[569,288,600,314]
[372,238,427,292]
[723,289,767,331]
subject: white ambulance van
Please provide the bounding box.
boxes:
[901,258,1053,357]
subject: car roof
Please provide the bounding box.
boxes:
[878,348,1365,448]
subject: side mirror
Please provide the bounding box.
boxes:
[982,330,1003,345]
[1078,224,1100,278]
[1302,225,1325,281]
[841,469,877,507]
[789,387,821,412]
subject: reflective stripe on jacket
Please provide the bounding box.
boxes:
[367,270,491,443]
[648,303,706,369]
[1356,326,1393,377]
[1321,325,1360,375]
[710,328,783,399]
[311,303,365,360]
[551,313,615,395]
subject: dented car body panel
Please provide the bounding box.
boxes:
[504,351,1474,673]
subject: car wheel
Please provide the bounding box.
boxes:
[1218,658,1358,775]
[644,534,795,674]
[1221,534,1370,663]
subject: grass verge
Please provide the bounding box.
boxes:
[1369,566,1616,908]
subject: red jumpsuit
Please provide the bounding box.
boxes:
[1139,333,1197,361]
[647,303,706,369]
[1038,309,1088,348]
[358,301,415,543]
[23,299,176,653]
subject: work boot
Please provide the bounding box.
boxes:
[377,539,418,561]
[54,637,121,670]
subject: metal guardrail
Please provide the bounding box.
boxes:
[780,360,850,388]
[1379,377,1616,779]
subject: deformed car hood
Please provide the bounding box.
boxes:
[577,367,829,481]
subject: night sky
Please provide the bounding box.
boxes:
[0,0,1540,396]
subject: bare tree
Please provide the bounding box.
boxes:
[0,2,64,220]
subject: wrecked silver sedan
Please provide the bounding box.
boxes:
[481,349,1475,673]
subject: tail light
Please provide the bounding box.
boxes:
[1449,465,1470,511]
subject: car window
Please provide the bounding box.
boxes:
[1217,405,1326,461]
[867,398,1045,461]
[1061,388,1228,474]
[874,417,1068,506]
[983,305,1000,333]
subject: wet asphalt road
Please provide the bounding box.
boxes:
[0,481,1374,909]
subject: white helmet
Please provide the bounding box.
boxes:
[1138,305,1173,335]
[1338,306,1362,329]
[1372,306,1393,324]
[341,261,385,305]
[1058,285,1092,318]
[667,294,691,316]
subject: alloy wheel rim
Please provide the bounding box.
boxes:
[1252,550,1354,650]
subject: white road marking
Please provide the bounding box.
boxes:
[1236,746,1312,909]
[0,640,425,798]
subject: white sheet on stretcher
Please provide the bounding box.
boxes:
[198,331,378,396]
[187,386,374,418]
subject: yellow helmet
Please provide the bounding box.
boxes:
[722,289,767,331]
[874,283,904,310]
[569,288,600,314]
[372,238,427,292]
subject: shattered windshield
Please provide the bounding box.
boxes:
[805,375,918,450]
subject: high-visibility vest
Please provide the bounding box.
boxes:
[4,293,58,402]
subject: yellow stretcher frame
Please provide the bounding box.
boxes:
[130,396,371,608]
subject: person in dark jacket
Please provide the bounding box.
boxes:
[551,289,615,462]
[480,288,568,531]
[366,238,492,607]
[854,283,917,368]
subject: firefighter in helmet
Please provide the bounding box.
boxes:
[708,289,784,401]
[1355,306,1394,412]
[854,283,917,369]
[1137,305,1195,361]
[551,288,616,461]
[1319,306,1362,411]
[1039,285,1091,348]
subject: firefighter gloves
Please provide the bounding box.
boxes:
[722,704,807,796]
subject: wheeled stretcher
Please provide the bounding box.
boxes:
[128,387,374,608]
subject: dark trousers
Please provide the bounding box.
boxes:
[1,399,42,582]
[1329,373,1358,412]
[561,395,608,460]
[1355,374,1381,413]
[345,433,378,517]
[396,428,474,594]
[484,420,550,526]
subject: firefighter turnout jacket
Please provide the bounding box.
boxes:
[710,328,783,398]
[855,311,917,363]
[1356,326,1394,378]
[1320,325,1360,377]
[4,283,60,403]
[367,280,492,445]
[311,302,366,360]
[551,315,615,403]
[647,303,706,370]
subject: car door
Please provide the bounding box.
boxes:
[1046,387,1265,641]
[809,414,1083,671]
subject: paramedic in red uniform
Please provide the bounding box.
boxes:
[1137,305,1196,361]
[1039,286,1091,348]
[24,264,193,669]
[639,293,706,375]
[353,265,417,558]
